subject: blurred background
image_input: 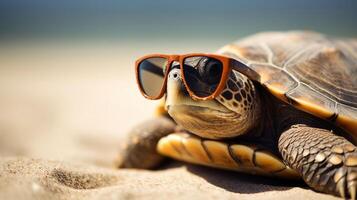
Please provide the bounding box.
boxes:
[0,0,356,166]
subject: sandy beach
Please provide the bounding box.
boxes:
[0,42,340,200]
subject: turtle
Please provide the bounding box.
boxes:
[117,31,357,199]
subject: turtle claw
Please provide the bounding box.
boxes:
[331,165,357,199]
[349,185,356,200]
[347,173,357,200]
[336,177,346,199]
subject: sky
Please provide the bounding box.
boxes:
[0,0,356,43]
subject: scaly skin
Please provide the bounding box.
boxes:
[279,124,357,199]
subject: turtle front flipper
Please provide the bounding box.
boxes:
[116,116,177,169]
[158,132,299,179]
[279,124,357,199]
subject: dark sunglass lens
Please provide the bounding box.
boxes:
[183,56,223,98]
[138,57,168,97]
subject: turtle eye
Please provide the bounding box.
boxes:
[183,56,223,98]
[200,60,223,84]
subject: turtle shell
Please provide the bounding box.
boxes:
[218,31,357,138]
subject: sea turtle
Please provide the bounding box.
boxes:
[117,31,357,198]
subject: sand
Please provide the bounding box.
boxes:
[0,42,340,199]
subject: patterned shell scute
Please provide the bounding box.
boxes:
[218,31,357,137]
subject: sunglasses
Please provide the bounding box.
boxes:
[135,53,259,100]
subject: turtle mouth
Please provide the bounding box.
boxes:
[166,99,232,114]
[166,102,239,118]
[167,104,230,113]
[166,103,242,139]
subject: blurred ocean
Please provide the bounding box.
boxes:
[1,0,357,42]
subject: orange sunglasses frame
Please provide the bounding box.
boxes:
[135,53,259,101]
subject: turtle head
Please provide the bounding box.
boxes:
[165,59,261,140]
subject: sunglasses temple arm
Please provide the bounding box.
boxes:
[230,59,261,82]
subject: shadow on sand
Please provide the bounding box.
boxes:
[160,160,307,194]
